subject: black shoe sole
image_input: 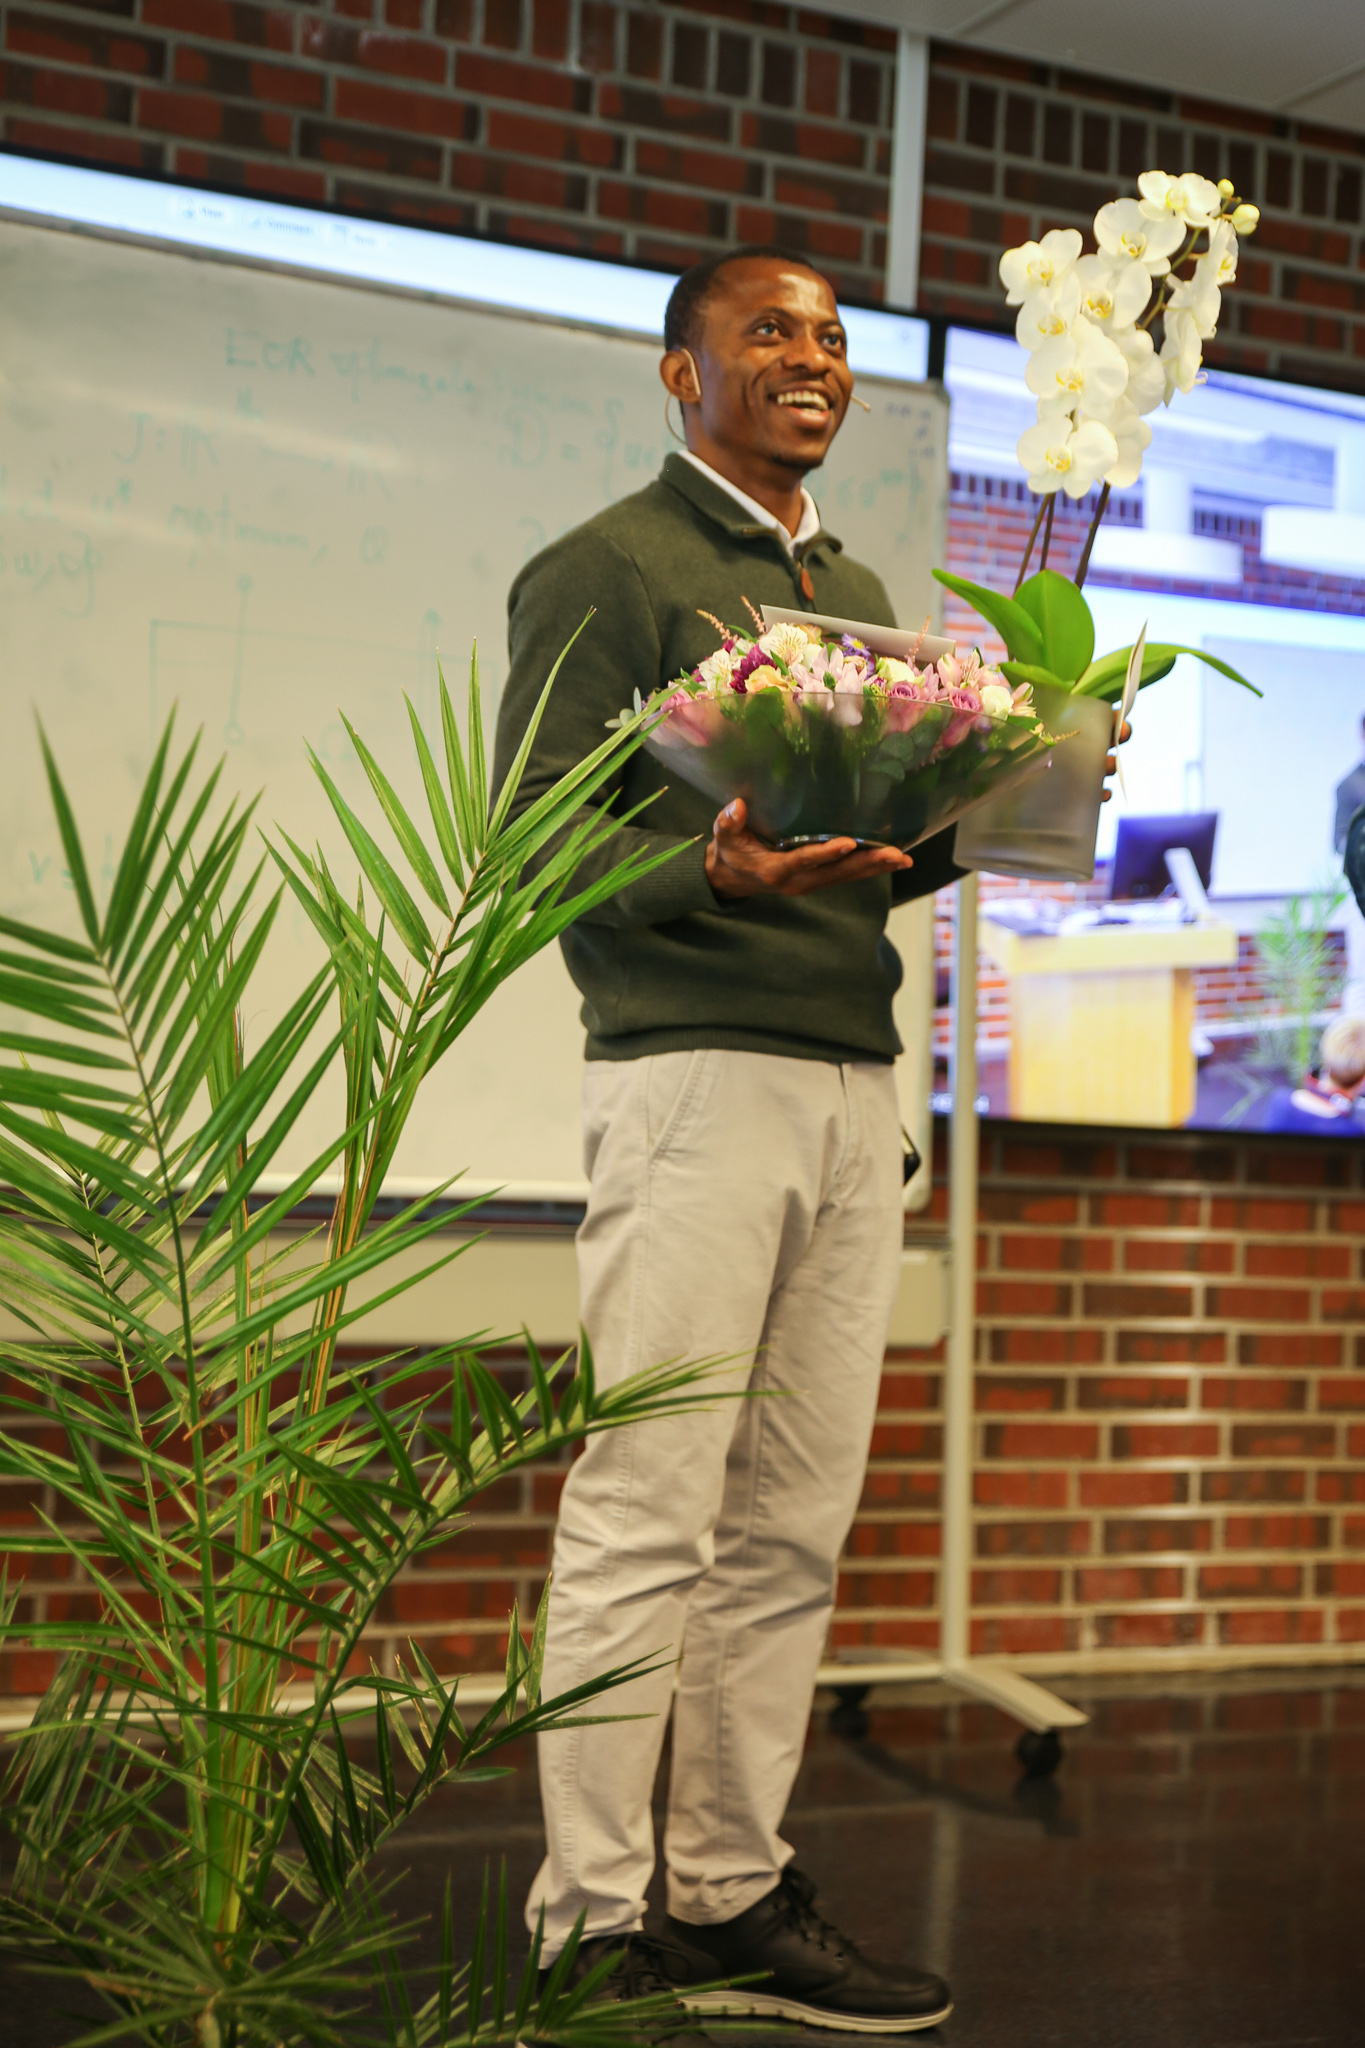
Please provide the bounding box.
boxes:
[683,1989,952,2034]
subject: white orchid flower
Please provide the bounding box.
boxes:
[1137,169,1222,227]
[1072,252,1152,332]
[1168,260,1221,342]
[1026,315,1129,419]
[1114,325,1166,414]
[998,228,1083,306]
[1015,270,1081,351]
[1094,198,1184,275]
[1083,398,1153,488]
[1203,219,1239,289]
[1017,414,1120,498]
[759,621,816,669]
[1231,203,1259,235]
[1159,307,1204,398]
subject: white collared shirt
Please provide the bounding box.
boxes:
[678,449,821,555]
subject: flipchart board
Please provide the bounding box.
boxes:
[0,216,949,1201]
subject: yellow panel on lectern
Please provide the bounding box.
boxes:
[981,916,1238,1130]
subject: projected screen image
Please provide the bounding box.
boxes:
[932,329,1365,1135]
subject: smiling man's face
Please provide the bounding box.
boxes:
[675,256,854,478]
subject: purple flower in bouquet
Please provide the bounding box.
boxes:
[728,642,776,692]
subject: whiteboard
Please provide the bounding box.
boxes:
[0,217,949,1194]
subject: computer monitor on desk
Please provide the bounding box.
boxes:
[1110,814,1218,902]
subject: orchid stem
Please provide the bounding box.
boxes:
[1038,491,1057,572]
[1013,495,1049,594]
[1073,482,1111,591]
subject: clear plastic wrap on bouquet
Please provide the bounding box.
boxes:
[641,610,1064,850]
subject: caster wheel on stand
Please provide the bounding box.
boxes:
[1015,1727,1064,1777]
[829,1684,871,1739]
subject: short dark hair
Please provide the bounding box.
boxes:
[663,244,827,354]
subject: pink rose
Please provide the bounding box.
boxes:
[660,691,726,747]
[884,693,927,733]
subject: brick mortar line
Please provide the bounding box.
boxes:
[6,25,896,94]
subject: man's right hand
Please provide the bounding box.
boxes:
[705,798,913,901]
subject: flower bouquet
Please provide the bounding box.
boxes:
[937,167,1263,880]
[642,606,1066,850]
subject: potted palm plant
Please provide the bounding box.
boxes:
[0,629,713,2046]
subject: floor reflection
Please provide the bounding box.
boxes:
[6,1668,1363,2044]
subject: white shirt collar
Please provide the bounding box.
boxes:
[678,449,821,554]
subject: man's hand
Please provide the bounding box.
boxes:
[1100,719,1132,802]
[706,798,912,900]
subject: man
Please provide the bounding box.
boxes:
[1262,1013,1365,1133]
[492,246,960,2034]
[1333,718,1365,1015]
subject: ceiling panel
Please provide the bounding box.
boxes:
[816,0,1365,134]
[1288,73,1365,128]
[956,1,1365,115]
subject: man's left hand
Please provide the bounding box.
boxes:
[1100,719,1132,801]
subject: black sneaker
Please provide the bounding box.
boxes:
[536,1932,712,2045]
[665,1866,951,2034]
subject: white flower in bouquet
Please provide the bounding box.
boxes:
[1137,169,1221,226]
[1072,252,1152,333]
[876,656,914,684]
[1026,316,1129,417]
[697,647,736,690]
[978,680,1015,719]
[758,620,815,669]
[998,227,1083,305]
[1014,269,1081,350]
[1017,414,1120,497]
[1094,198,1185,275]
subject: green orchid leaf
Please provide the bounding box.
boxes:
[1014,569,1095,683]
[1074,643,1262,702]
[931,568,1044,667]
[999,661,1070,692]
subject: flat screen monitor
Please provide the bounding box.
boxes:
[938,325,1365,1135]
[1110,814,1218,901]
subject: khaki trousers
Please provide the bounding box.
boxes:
[526,1049,903,1956]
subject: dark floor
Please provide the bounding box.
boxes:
[6,1668,1365,2046]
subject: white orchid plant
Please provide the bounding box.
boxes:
[935,169,1262,711]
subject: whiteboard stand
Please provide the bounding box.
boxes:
[827,875,1087,1776]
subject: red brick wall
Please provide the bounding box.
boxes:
[384,1131,1365,1677]
[0,0,898,298]
[8,1123,1363,1699]
[8,8,1365,392]
[319,1132,1365,1680]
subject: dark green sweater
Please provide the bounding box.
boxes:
[492,453,963,1065]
